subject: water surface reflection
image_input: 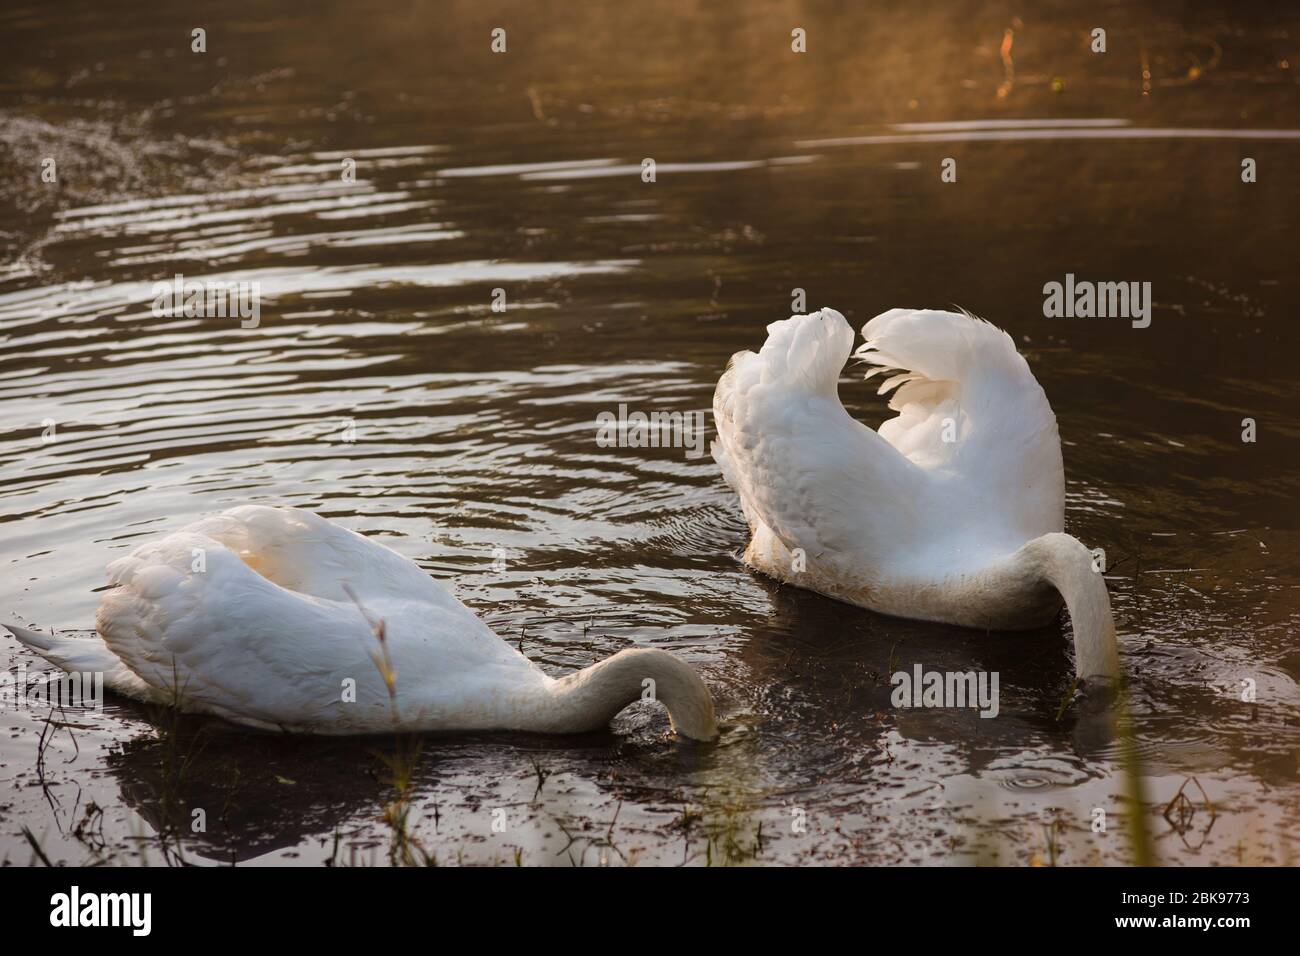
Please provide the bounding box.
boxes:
[1,0,1297,865]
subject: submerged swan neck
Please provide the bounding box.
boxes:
[1021,533,1120,681]
[539,648,718,741]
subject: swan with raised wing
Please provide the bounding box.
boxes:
[7,506,718,738]
[712,307,1119,681]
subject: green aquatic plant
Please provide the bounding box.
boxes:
[1114,671,1155,867]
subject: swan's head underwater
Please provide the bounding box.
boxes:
[546,647,719,742]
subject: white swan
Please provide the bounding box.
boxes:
[712,307,1119,681]
[6,506,718,739]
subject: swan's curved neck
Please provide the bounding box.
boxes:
[1020,532,1119,681]
[528,648,718,741]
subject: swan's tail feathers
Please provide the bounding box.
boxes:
[855,308,1065,539]
[3,622,159,701]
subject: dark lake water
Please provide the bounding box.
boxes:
[1,0,1297,865]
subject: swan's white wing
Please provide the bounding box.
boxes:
[189,506,541,692]
[183,505,449,607]
[96,530,393,729]
[713,309,925,583]
[857,308,1064,547]
[2,622,159,701]
[95,513,542,732]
